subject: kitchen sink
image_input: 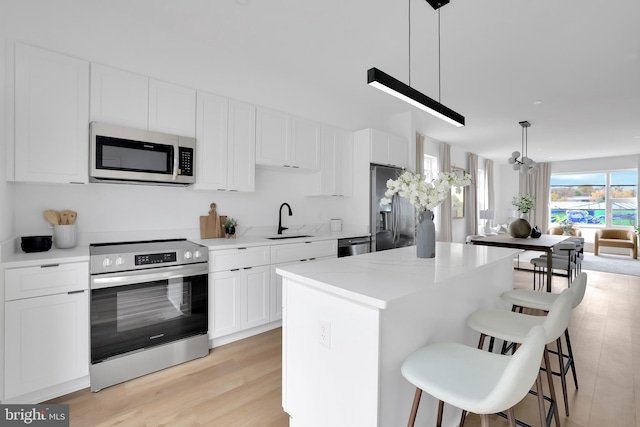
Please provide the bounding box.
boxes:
[266,235,313,240]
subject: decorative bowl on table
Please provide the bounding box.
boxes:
[20,235,53,253]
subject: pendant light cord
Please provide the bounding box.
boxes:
[408,0,411,86]
[438,9,441,102]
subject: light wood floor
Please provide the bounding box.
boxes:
[49,267,640,426]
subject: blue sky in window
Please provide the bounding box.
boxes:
[551,171,638,186]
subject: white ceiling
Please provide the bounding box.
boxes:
[99,0,640,164]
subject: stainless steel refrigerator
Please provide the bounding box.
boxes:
[370,164,415,252]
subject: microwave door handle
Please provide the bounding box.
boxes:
[172,145,179,181]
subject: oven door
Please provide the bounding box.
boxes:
[90,264,208,364]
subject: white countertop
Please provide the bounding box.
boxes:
[276,243,521,309]
[0,230,369,268]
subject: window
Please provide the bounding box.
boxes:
[423,154,437,182]
[550,170,638,227]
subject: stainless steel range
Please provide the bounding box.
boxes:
[89,239,209,392]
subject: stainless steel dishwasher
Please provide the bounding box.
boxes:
[337,236,371,257]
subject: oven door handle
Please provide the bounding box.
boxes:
[91,264,207,290]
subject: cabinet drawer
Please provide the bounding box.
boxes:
[271,240,337,264]
[5,262,89,301]
[209,246,271,272]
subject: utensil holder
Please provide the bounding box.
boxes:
[53,224,77,249]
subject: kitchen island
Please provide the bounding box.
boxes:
[276,243,521,427]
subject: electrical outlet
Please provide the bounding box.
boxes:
[318,320,331,348]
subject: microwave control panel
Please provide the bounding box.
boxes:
[179,147,193,176]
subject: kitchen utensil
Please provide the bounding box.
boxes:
[67,211,77,225]
[21,235,53,253]
[60,210,70,225]
[43,210,59,225]
[199,203,225,239]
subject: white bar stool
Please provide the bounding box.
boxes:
[501,272,588,416]
[401,326,546,427]
[466,288,574,427]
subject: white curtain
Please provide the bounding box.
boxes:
[467,153,478,235]
[416,133,425,176]
[519,163,551,230]
[439,143,452,242]
[486,159,495,212]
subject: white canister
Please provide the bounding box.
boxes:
[53,224,77,249]
[330,219,342,232]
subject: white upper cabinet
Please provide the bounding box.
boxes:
[256,107,320,171]
[310,124,353,196]
[148,79,196,137]
[13,43,90,184]
[90,64,196,137]
[195,92,228,191]
[256,107,290,167]
[370,129,409,169]
[90,64,148,129]
[195,92,255,192]
[290,116,321,170]
[227,99,256,192]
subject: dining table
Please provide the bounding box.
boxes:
[469,233,571,292]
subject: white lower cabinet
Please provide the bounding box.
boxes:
[209,265,270,338]
[208,240,337,343]
[4,262,89,401]
[208,246,271,339]
[241,266,270,329]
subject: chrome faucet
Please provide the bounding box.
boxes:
[278,203,293,234]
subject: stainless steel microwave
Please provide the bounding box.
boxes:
[89,122,196,186]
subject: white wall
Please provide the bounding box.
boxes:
[13,170,346,242]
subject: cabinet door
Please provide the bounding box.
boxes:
[370,129,390,165]
[291,116,321,171]
[270,263,294,322]
[256,107,290,167]
[90,64,149,129]
[388,134,409,169]
[4,291,89,399]
[227,100,256,192]
[370,129,408,169]
[241,266,270,330]
[319,125,338,196]
[336,129,354,196]
[319,125,353,196]
[14,43,90,184]
[209,271,242,338]
[148,79,196,137]
[195,91,228,191]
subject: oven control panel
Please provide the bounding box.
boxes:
[135,252,177,265]
[90,240,208,274]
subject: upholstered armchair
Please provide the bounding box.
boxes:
[594,229,638,259]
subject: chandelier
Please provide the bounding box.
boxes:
[508,121,538,174]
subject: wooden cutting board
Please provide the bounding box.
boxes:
[200,203,226,239]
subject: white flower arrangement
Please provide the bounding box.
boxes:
[512,193,535,213]
[381,170,472,211]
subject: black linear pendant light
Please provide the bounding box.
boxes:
[367,0,465,127]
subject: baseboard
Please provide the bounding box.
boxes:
[209,321,282,348]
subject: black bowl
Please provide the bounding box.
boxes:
[21,235,53,253]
